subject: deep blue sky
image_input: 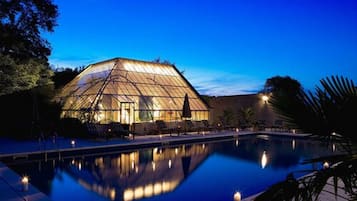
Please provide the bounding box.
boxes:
[45,0,357,96]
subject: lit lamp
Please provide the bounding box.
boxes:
[21,176,29,191]
[262,95,269,104]
[71,140,76,147]
[234,191,241,201]
[323,161,329,169]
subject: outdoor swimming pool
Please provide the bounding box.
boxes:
[6,134,337,201]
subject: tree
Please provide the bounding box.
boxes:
[255,75,357,200]
[218,109,235,127]
[263,76,304,129]
[0,0,58,95]
[52,67,82,89]
[152,57,175,66]
[237,107,255,129]
[263,75,302,96]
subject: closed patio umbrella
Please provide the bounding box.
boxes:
[182,93,192,119]
[181,93,192,135]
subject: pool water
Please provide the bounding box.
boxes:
[6,134,337,201]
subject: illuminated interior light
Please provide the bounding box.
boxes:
[235,139,239,147]
[168,159,172,168]
[123,63,177,76]
[292,139,296,150]
[152,161,156,171]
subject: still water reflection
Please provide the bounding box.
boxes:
[7,135,337,201]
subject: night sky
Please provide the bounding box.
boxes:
[45,0,357,96]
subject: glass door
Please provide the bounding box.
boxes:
[120,102,134,124]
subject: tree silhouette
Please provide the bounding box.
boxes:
[0,0,58,95]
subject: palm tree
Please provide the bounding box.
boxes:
[255,75,357,200]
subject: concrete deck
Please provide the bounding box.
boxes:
[242,177,351,201]
[0,130,308,201]
[0,162,50,201]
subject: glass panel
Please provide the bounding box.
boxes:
[57,58,209,124]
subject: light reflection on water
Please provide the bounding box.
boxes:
[7,135,337,201]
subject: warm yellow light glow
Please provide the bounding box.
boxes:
[123,63,177,76]
[110,189,116,200]
[123,189,134,201]
[22,176,29,191]
[131,161,135,170]
[162,181,169,192]
[323,161,329,169]
[234,192,241,201]
[95,157,103,167]
[22,176,29,184]
[130,152,135,160]
[175,148,178,155]
[262,95,269,102]
[153,183,162,195]
[202,144,205,149]
[152,161,156,171]
[144,184,153,197]
[71,159,75,165]
[134,187,144,199]
[261,151,268,169]
[123,180,179,201]
[135,167,139,173]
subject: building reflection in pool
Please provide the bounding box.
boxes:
[6,135,337,201]
[67,143,210,201]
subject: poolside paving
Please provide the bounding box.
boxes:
[0,130,308,201]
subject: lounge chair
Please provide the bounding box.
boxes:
[201,120,213,131]
[155,120,171,135]
[107,122,130,138]
[182,120,194,133]
[257,120,266,131]
[272,119,284,132]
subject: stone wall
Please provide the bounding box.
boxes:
[207,94,279,128]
